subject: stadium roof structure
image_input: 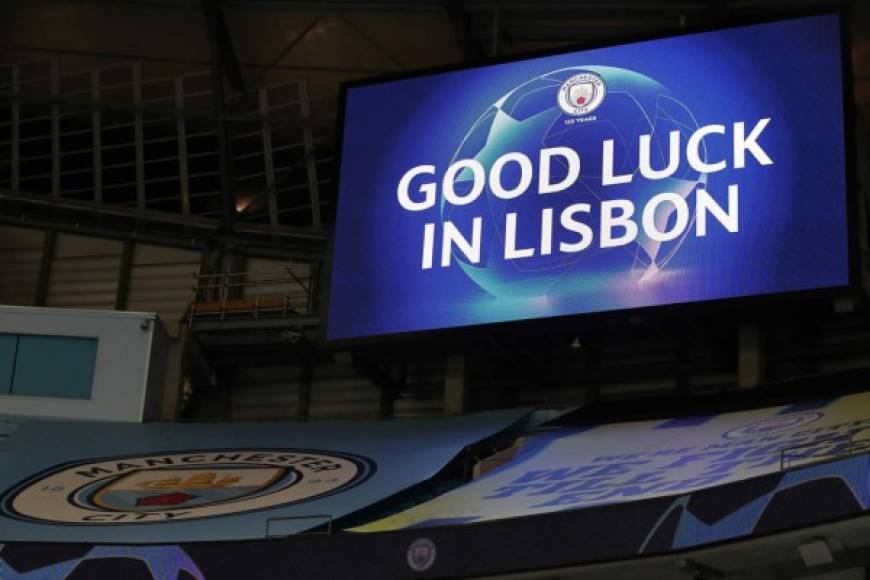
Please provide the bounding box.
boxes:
[0,0,867,249]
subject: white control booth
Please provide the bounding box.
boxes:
[0,306,170,422]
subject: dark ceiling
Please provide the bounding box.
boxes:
[0,0,866,250]
[2,0,867,111]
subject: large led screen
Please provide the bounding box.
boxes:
[328,13,851,341]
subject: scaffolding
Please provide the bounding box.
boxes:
[0,54,335,229]
[187,266,314,322]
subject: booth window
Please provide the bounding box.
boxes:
[0,334,97,400]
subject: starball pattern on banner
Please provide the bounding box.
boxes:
[356,392,870,531]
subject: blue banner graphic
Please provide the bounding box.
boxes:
[0,409,528,542]
[356,392,870,530]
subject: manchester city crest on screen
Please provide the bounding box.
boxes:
[557,72,606,116]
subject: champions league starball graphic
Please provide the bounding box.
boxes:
[442,66,708,300]
[0,545,204,580]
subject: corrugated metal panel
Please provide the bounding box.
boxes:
[514,354,590,409]
[201,309,870,420]
[127,244,201,337]
[516,385,588,408]
[224,359,445,421]
[309,361,380,420]
[46,234,121,310]
[243,256,312,314]
[474,336,692,409]
[600,377,678,399]
[598,339,680,401]
[0,226,44,306]
[395,360,445,418]
[230,365,300,421]
[768,314,870,378]
[480,311,870,410]
[687,370,736,395]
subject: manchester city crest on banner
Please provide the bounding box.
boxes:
[406,537,437,572]
[557,72,606,116]
[1,449,375,524]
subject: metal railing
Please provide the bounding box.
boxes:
[779,427,870,471]
[0,54,336,228]
[187,266,314,323]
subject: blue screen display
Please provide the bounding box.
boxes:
[328,14,849,341]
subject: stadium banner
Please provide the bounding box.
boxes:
[0,408,529,543]
[355,391,870,531]
[327,12,851,341]
[3,453,869,578]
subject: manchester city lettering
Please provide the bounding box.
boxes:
[398,117,771,270]
[2,449,375,524]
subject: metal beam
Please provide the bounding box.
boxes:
[115,238,134,310]
[50,57,60,199]
[91,69,103,203]
[34,230,56,307]
[444,353,467,414]
[56,0,443,11]
[463,3,707,14]
[161,328,188,420]
[132,63,146,210]
[737,324,764,389]
[175,76,191,216]
[10,64,19,193]
[675,332,690,396]
[259,88,279,226]
[0,43,394,75]
[306,260,320,315]
[0,86,326,132]
[585,342,601,403]
[298,79,322,229]
[491,8,500,57]
[351,356,402,419]
[380,363,404,419]
[221,0,442,10]
[337,13,404,70]
[445,0,481,61]
[0,89,220,126]
[253,15,323,89]
[0,194,326,261]
[215,3,246,93]
[182,331,219,396]
[190,316,318,332]
[298,361,312,420]
[203,0,238,231]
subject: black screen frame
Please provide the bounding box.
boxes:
[322,6,860,349]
